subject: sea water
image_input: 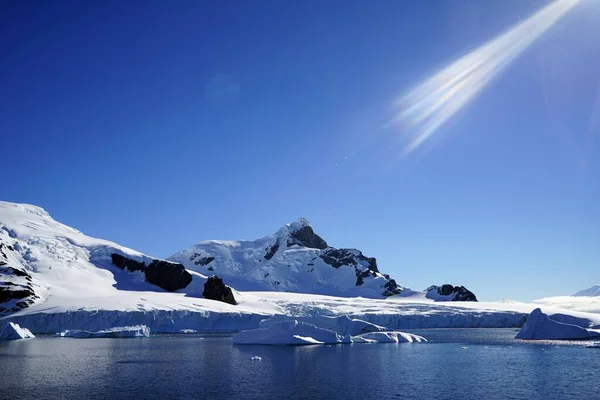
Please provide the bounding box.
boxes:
[1,329,598,399]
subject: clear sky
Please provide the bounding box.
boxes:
[2,0,599,302]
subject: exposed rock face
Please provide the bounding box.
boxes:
[145,260,193,292]
[320,248,378,272]
[426,284,478,302]
[189,252,215,266]
[111,253,192,292]
[264,242,279,260]
[203,276,237,305]
[382,277,403,296]
[355,270,372,286]
[287,226,328,250]
[0,242,39,316]
[111,253,145,272]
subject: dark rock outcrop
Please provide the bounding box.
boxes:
[382,278,403,296]
[203,276,237,305]
[427,284,478,302]
[319,248,378,272]
[287,226,328,249]
[0,266,39,316]
[111,253,192,292]
[355,270,372,286]
[264,242,279,260]
[189,252,215,266]
[145,260,193,292]
[111,253,145,272]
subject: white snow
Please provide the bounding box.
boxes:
[0,321,35,340]
[57,325,150,338]
[534,296,600,314]
[515,308,600,340]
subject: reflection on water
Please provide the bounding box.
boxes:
[1,329,599,400]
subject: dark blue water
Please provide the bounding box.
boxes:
[1,329,599,400]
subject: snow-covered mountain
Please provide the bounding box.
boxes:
[168,218,403,298]
[0,201,209,316]
[2,200,503,335]
[573,285,600,297]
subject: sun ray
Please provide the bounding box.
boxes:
[390,0,582,154]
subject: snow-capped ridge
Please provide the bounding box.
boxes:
[0,200,211,317]
[289,217,311,232]
[169,217,402,298]
[574,285,600,297]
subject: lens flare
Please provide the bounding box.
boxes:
[390,0,581,154]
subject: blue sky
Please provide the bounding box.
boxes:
[2,0,599,301]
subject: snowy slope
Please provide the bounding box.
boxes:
[168,218,403,298]
[0,201,209,316]
[573,285,600,297]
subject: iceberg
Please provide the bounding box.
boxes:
[515,308,600,340]
[258,315,385,336]
[233,320,341,345]
[57,325,150,338]
[350,331,425,343]
[234,317,426,346]
[0,321,35,340]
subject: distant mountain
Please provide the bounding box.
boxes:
[168,218,403,298]
[425,284,478,302]
[573,285,600,297]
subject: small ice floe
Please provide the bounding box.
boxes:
[251,356,262,361]
[57,325,150,338]
[460,346,469,350]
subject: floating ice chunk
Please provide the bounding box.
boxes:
[57,325,150,338]
[515,308,600,340]
[235,316,426,345]
[233,320,341,345]
[0,322,35,340]
[259,315,385,336]
[251,356,262,361]
[350,331,426,343]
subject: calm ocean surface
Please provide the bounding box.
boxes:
[1,329,599,400]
